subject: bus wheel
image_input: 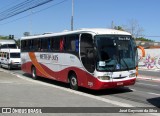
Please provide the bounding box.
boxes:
[31,66,38,80]
[69,73,78,90]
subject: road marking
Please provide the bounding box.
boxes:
[137,76,160,83]
[148,92,160,96]
[136,82,159,87]
[130,88,136,91]
[130,88,160,97]
[139,69,160,72]
[0,81,13,84]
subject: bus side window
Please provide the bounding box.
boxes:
[21,40,27,52]
[65,35,79,52]
[25,40,31,51]
[60,37,64,51]
[51,37,60,51]
[48,38,51,51]
[75,39,79,52]
[32,39,38,51]
[50,38,54,51]
[38,39,41,51]
[40,38,48,52]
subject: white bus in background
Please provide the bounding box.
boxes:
[21,28,145,90]
[0,40,17,49]
[0,49,21,69]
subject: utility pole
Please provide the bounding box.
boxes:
[71,0,74,31]
[111,21,114,29]
[30,10,33,35]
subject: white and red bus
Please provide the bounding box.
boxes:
[21,28,144,90]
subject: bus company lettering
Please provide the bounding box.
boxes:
[40,54,58,61]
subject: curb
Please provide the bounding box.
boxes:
[138,68,160,72]
[137,75,160,82]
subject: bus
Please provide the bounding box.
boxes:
[21,28,145,90]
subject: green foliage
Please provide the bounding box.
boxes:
[0,36,9,40]
[15,39,20,48]
[114,26,124,31]
[0,35,20,48]
[135,37,155,42]
[23,32,30,36]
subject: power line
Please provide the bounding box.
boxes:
[0,0,68,26]
[0,0,54,22]
[0,0,21,11]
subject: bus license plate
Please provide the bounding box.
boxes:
[117,82,123,86]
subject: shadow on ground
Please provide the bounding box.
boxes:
[147,97,160,108]
[22,73,133,96]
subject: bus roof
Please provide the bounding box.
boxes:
[21,28,131,40]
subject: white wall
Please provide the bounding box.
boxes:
[138,49,160,70]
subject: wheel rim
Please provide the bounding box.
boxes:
[32,68,36,78]
[71,77,77,86]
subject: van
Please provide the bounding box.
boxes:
[0,49,21,70]
[0,40,17,49]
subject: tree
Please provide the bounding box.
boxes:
[15,39,20,48]
[135,37,154,42]
[114,26,125,31]
[23,32,30,36]
[111,20,154,41]
[0,36,8,40]
[124,19,144,38]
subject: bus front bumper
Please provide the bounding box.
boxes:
[89,78,136,90]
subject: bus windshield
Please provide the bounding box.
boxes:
[10,53,20,58]
[95,35,136,71]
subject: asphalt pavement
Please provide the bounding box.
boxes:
[138,70,160,82]
[0,68,160,116]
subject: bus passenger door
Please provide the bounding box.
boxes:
[80,33,95,73]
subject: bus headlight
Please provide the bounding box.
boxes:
[98,76,110,80]
[129,73,136,77]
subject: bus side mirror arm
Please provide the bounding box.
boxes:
[136,46,145,76]
[137,46,145,57]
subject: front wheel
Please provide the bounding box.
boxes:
[31,66,38,80]
[69,73,78,90]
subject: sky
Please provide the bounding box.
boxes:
[0,0,160,42]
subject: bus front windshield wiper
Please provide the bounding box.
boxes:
[113,55,120,71]
[121,57,129,70]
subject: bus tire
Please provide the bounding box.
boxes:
[69,73,78,90]
[31,66,38,80]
